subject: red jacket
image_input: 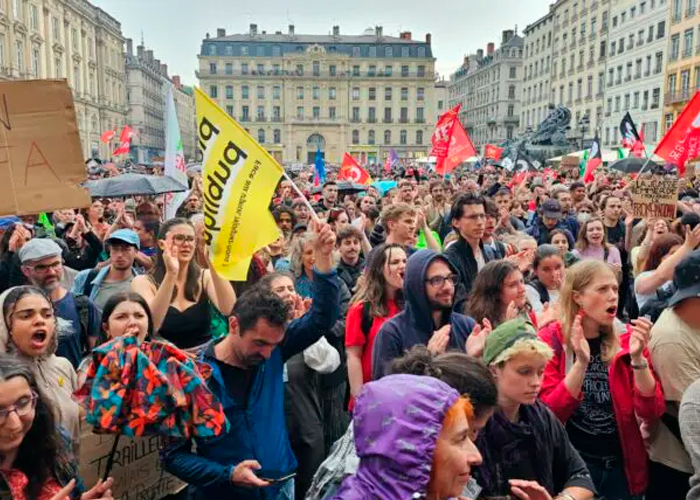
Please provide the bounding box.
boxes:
[538,321,666,495]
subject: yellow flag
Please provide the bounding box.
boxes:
[195,88,283,281]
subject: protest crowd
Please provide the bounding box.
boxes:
[9,85,700,500]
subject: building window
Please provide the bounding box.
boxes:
[384,107,392,122]
[313,61,320,76]
[272,45,281,57]
[209,85,218,98]
[329,87,336,100]
[241,46,249,56]
[257,85,264,99]
[401,47,409,57]
[30,4,38,30]
[369,65,376,76]
[226,85,233,99]
[352,107,360,122]
[52,17,59,41]
[329,106,336,119]
[657,21,665,38]
[273,85,281,99]
[386,46,393,57]
[368,130,375,145]
[353,65,360,76]
[352,87,360,100]
[416,107,424,122]
[274,129,281,143]
[508,85,516,99]
[509,66,517,78]
[312,85,320,99]
[665,113,674,131]
[297,106,304,119]
[225,63,233,75]
[257,63,264,74]
[226,105,233,116]
[384,130,391,145]
[352,46,360,57]
[54,57,61,78]
[417,65,426,77]
[296,64,303,75]
[242,63,249,75]
[400,130,407,145]
[352,130,359,144]
[417,87,425,100]
[401,87,408,101]
[273,106,281,120]
[416,130,423,145]
[384,86,392,100]
[258,129,265,143]
[329,64,336,76]
[368,107,376,122]
[209,63,217,75]
[31,47,39,77]
[297,86,304,99]
[401,65,409,77]
[313,106,320,119]
[369,87,376,101]
[385,65,393,76]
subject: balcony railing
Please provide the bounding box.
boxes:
[665,89,692,105]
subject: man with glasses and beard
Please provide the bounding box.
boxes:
[371,249,490,379]
[18,238,101,368]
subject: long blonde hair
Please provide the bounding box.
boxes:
[560,260,620,363]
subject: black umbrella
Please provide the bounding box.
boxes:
[311,181,367,194]
[84,174,188,198]
[608,157,660,175]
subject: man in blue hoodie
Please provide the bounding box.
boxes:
[163,220,340,500]
[371,249,489,379]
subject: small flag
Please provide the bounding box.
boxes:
[655,92,700,176]
[583,134,602,184]
[430,104,461,173]
[439,120,477,175]
[112,125,133,156]
[484,144,503,160]
[340,153,373,185]
[100,129,116,143]
[620,112,645,158]
[384,149,399,173]
[314,148,326,184]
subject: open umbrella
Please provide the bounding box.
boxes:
[83,173,188,198]
[75,336,229,479]
[311,180,367,194]
[608,157,661,175]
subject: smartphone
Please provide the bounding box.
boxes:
[255,470,296,483]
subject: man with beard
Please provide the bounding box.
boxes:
[19,238,101,368]
[371,249,488,379]
[163,219,340,500]
[425,180,450,232]
[397,179,416,205]
[71,229,141,311]
[314,181,339,215]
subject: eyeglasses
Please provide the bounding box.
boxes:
[425,274,458,288]
[0,393,38,426]
[29,261,63,274]
[172,235,196,244]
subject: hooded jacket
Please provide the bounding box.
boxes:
[444,236,497,312]
[0,288,80,451]
[330,374,459,500]
[372,250,476,379]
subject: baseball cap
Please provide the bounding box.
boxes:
[667,250,700,307]
[106,229,140,250]
[18,238,63,264]
[541,199,563,220]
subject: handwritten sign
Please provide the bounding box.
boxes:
[79,429,186,500]
[0,79,90,216]
[632,177,679,220]
[560,156,580,168]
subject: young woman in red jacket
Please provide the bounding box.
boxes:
[538,260,665,500]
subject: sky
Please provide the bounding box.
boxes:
[93,0,552,86]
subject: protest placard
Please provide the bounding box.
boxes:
[560,156,580,168]
[631,176,679,220]
[0,79,90,216]
[79,429,186,500]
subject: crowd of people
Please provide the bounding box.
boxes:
[4,162,700,500]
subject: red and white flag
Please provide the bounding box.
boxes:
[100,129,116,143]
[430,104,462,173]
[438,120,476,175]
[583,134,602,184]
[655,91,700,175]
[339,153,372,185]
[112,125,133,156]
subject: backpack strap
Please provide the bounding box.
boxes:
[82,268,100,299]
[360,301,373,338]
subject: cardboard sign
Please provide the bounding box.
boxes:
[632,177,679,219]
[0,79,90,216]
[79,428,186,500]
[560,156,580,168]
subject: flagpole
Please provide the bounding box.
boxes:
[282,170,320,222]
[623,156,655,192]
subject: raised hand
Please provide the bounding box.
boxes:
[629,316,652,361]
[466,318,492,357]
[571,313,591,366]
[427,324,451,355]
[81,477,114,500]
[505,300,520,321]
[163,238,180,276]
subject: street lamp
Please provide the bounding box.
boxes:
[578,115,590,150]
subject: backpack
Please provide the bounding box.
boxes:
[360,301,373,338]
[73,293,93,354]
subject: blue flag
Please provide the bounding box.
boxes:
[314,148,326,184]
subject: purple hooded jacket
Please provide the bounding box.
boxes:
[330,374,459,500]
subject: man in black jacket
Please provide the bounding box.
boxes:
[444,193,497,312]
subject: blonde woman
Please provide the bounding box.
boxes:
[538,260,665,499]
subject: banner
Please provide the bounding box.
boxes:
[384,148,399,173]
[195,87,283,281]
[164,86,189,219]
[655,91,700,175]
[440,120,476,174]
[430,104,461,173]
[484,144,503,160]
[339,152,372,184]
[113,125,133,156]
[79,429,185,500]
[0,80,90,216]
[631,176,679,219]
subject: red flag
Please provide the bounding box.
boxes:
[438,120,476,175]
[339,153,372,185]
[484,144,503,160]
[430,104,461,173]
[583,134,602,184]
[112,125,133,156]
[100,130,115,143]
[655,91,700,175]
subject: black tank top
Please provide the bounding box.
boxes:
[158,275,211,349]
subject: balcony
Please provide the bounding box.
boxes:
[399,117,409,123]
[240,116,251,122]
[577,64,584,71]
[368,117,377,123]
[503,115,519,124]
[644,70,650,77]
[605,111,611,117]
[291,116,341,124]
[625,75,632,82]
[560,71,566,78]
[615,78,622,85]
[568,69,575,76]
[672,13,682,23]
[271,116,282,122]
[665,89,692,105]
[687,8,696,18]
[256,116,267,122]
[415,118,426,123]
[587,60,594,68]
[575,97,583,104]
[596,91,605,98]
[350,118,361,123]
[382,118,393,123]
[683,49,694,59]
[589,32,596,40]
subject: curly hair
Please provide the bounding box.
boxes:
[465,260,522,326]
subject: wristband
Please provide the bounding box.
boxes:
[631,360,649,370]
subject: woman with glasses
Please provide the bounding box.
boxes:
[0,286,80,452]
[131,218,236,351]
[0,353,114,500]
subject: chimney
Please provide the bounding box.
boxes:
[332,25,340,37]
[275,30,282,35]
[153,58,160,71]
[146,50,153,64]
[502,29,514,45]
[205,33,210,39]
[216,28,226,38]
[288,24,295,36]
[161,63,168,77]
[376,26,383,38]
[425,33,432,45]
[250,24,257,36]
[137,45,144,59]
[476,49,484,61]
[126,38,133,56]
[399,31,412,40]
[172,75,181,88]
[487,42,495,55]
[463,55,469,68]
